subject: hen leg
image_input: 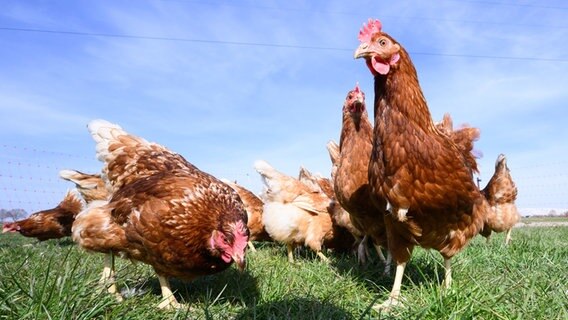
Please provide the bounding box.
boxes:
[247,241,257,252]
[504,229,513,245]
[287,244,295,263]
[99,253,123,302]
[357,236,370,265]
[316,251,330,263]
[442,257,452,289]
[374,244,392,275]
[373,262,406,311]
[157,275,182,310]
[375,245,386,263]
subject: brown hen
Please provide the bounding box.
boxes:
[72,119,248,309]
[332,84,391,271]
[354,19,490,309]
[480,154,520,245]
[2,190,83,241]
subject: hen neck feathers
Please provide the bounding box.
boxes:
[373,49,436,134]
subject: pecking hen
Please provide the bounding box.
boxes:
[221,179,272,251]
[2,190,83,241]
[354,19,490,309]
[480,154,520,245]
[254,160,353,263]
[72,119,249,310]
[332,84,391,271]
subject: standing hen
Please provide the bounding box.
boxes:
[354,19,490,309]
[332,84,391,271]
[255,160,351,262]
[480,154,520,245]
[72,119,249,310]
[2,190,83,241]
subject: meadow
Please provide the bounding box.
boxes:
[0,226,567,320]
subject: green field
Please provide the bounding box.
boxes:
[1,226,567,319]
[521,216,568,224]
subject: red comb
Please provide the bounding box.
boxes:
[358,18,382,43]
[354,82,360,93]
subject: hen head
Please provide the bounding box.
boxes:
[2,222,19,233]
[343,83,366,114]
[495,154,509,172]
[209,220,249,271]
[354,19,401,76]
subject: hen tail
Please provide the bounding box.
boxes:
[60,169,110,203]
[255,160,307,204]
[326,140,340,166]
[452,125,481,174]
[87,120,133,163]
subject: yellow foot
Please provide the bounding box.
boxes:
[113,292,124,303]
[372,296,402,312]
[317,251,330,263]
[247,241,257,252]
[157,298,184,310]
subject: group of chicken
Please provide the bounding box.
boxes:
[2,18,521,312]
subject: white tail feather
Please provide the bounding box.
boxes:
[59,169,79,181]
[253,160,277,177]
[87,119,128,163]
[60,169,100,189]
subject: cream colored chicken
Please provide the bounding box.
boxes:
[255,160,354,263]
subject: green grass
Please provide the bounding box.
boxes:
[1,227,567,319]
[521,216,568,224]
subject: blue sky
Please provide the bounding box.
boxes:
[1,0,567,215]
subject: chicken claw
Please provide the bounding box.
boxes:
[157,275,183,310]
[316,251,330,263]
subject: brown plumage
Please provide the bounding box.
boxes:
[2,190,83,241]
[480,154,520,245]
[254,160,354,263]
[72,119,249,309]
[332,84,391,270]
[354,19,490,309]
[222,179,272,245]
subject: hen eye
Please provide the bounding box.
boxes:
[379,39,387,46]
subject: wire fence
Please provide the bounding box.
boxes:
[1,144,567,218]
[0,144,100,216]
